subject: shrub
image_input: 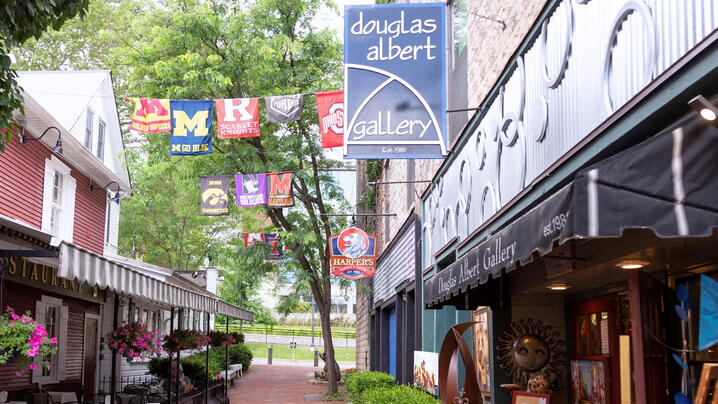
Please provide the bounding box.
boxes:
[344,371,395,402]
[358,385,439,404]
[227,343,253,372]
[229,332,245,344]
[147,356,172,378]
[207,331,236,347]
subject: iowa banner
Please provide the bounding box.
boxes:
[316,90,344,148]
[265,94,304,122]
[267,172,294,207]
[127,98,172,133]
[215,98,260,138]
[200,176,230,216]
[234,173,267,207]
[170,100,214,155]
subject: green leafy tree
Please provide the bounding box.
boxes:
[0,0,89,151]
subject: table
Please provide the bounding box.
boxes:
[47,391,78,404]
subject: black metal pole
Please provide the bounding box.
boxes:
[176,309,181,404]
[225,316,229,387]
[110,294,119,400]
[205,312,210,404]
[169,307,174,400]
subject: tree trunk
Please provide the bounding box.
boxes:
[318,295,339,393]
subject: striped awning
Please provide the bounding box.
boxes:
[59,242,216,313]
[216,300,254,321]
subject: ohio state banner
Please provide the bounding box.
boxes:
[265,94,304,122]
[267,172,294,207]
[199,176,230,216]
[215,98,260,138]
[234,173,267,207]
[329,227,378,280]
[243,233,263,247]
[170,100,214,155]
[127,98,172,133]
[316,90,344,148]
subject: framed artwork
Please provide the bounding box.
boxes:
[695,363,718,404]
[512,391,551,404]
[413,351,439,396]
[570,359,608,404]
[473,307,491,393]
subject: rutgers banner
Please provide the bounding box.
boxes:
[316,90,344,148]
[267,172,294,207]
[215,98,260,138]
[199,176,230,216]
[128,98,172,133]
[170,100,214,155]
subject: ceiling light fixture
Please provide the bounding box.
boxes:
[616,260,649,270]
[547,283,571,291]
[688,95,718,126]
[20,126,63,154]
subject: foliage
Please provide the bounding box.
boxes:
[207,330,236,347]
[229,332,244,344]
[162,329,209,354]
[0,0,89,151]
[344,371,395,402]
[227,343,253,372]
[0,307,58,375]
[106,321,162,359]
[322,391,347,401]
[358,385,440,404]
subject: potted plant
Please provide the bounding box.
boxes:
[106,322,162,359]
[0,307,58,375]
[162,330,209,354]
[207,331,236,348]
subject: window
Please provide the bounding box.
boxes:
[450,0,468,64]
[85,109,94,150]
[42,157,76,241]
[97,119,106,160]
[33,296,67,383]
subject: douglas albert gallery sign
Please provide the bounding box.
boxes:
[344,3,447,159]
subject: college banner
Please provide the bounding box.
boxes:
[316,90,344,148]
[215,98,260,138]
[127,98,172,133]
[267,172,294,207]
[329,227,378,280]
[243,233,263,247]
[199,176,230,216]
[265,94,304,122]
[344,4,447,158]
[170,100,214,155]
[263,233,283,262]
[234,173,267,207]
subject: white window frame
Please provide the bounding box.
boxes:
[96,119,106,160]
[41,156,76,242]
[85,108,94,150]
[33,295,68,384]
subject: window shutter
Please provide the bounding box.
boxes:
[64,177,77,242]
[32,300,45,383]
[41,163,54,233]
[56,305,69,381]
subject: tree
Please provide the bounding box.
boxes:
[0,0,89,151]
[116,0,346,391]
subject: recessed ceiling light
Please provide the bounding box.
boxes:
[617,260,649,269]
[547,283,570,291]
[701,108,717,121]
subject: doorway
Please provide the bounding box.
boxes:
[83,313,100,399]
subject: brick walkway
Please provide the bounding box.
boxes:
[228,364,345,403]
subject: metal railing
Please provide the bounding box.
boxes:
[223,324,356,340]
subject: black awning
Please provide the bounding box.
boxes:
[425,116,718,308]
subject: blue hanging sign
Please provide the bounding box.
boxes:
[170,100,214,155]
[343,3,447,159]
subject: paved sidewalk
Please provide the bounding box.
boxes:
[228,364,345,403]
[251,357,356,368]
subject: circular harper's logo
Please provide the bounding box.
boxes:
[337,227,369,259]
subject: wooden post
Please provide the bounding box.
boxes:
[629,270,647,404]
[205,312,210,404]
[110,294,119,400]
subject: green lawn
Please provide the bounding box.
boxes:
[245,342,356,362]
[221,323,356,338]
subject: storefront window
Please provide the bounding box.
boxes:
[34,295,65,384]
[42,305,58,377]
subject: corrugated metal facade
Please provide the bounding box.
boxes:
[373,222,416,307]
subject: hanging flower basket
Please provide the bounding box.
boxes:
[207,331,236,347]
[0,307,58,375]
[162,330,209,354]
[106,322,163,359]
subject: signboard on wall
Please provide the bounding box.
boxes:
[344,3,447,159]
[329,227,378,280]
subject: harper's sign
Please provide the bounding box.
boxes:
[4,257,104,303]
[344,3,446,159]
[329,227,378,280]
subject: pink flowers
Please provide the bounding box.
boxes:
[11,313,19,320]
[8,321,15,326]
[106,322,162,360]
[0,307,58,375]
[50,337,57,344]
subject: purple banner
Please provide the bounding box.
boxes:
[235,174,267,207]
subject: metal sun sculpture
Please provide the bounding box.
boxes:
[497,319,565,391]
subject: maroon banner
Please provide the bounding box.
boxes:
[316,90,344,148]
[267,172,294,207]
